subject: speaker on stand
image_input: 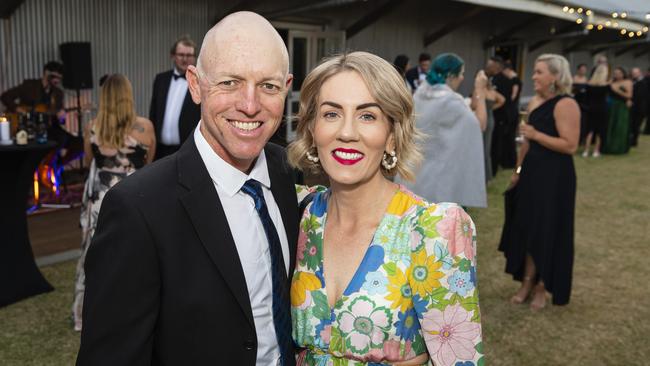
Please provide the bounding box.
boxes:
[59,42,92,168]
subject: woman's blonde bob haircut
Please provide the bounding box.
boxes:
[536,53,573,96]
[287,51,422,181]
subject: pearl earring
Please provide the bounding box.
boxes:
[382,151,397,170]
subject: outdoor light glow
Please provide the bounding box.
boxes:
[612,12,618,18]
[577,8,583,14]
[576,18,583,24]
[646,13,650,20]
[628,31,634,37]
[620,12,627,18]
[621,29,627,34]
[597,24,604,30]
[613,22,619,28]
[605,21,612,26]
[569,8,575,14]
[563,6,569,12]
[586,10,592,16]
[586,24,594,30]
[643,26,649,32]
[637,31,643,36]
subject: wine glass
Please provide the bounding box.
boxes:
[515,110,528,144]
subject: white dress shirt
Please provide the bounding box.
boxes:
[161,69,188,145]
[194,124,289,366]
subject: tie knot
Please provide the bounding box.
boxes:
[241,179,263,207]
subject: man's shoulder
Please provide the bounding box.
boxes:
[153,70,174,83]
[405,67,418,79]
[111,155,178,199]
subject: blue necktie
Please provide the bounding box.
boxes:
[241,179,292,366]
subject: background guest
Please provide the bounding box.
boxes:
[629,67,647,147]
[499,54,579,310]
[1,61,65,120]
[149,35,200,159]
[486,55,514,176]
[474,81,505,182]
[645,67,650,135]
[405,52,431,91]
[583,64,609,157]
[397,53,487,208]
[573,64,589,143]
[73,74,155,331]
[392,54,411,93]
[602,67,633,154]
[502,61,522,168]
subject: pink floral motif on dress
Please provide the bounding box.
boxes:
[421,303,480,366]
[436,206,475,260]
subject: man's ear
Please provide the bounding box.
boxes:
[285,73,294,91]
[186,65,202,105]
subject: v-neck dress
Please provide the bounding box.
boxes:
[292,186,483,366]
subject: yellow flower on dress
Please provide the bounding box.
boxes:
[291,271,321,307]
[385,267,413,312]
[408,249,443,297]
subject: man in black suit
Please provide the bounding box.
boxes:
[486,56,514,175]
[405,52,431,92]
[77,12,296,366]
[149,35,201,160]
[630,67,648,146]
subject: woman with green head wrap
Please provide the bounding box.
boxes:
[396,53,488,208]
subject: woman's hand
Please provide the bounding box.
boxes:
[519,124,539,141]
[474,70,488,91]
[509,172,520,188]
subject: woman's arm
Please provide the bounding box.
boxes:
[511,82,520,102]
[610,81,633,99]
[83,120,94,166]
[471,71,489,131]
[520,97,580,155]
[491,89,506,110]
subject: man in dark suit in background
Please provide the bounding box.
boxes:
[486,56,514,175]
[630,67,647,146]
[149,35,201,160]
[77,11,296,366]
[405,52,431,92]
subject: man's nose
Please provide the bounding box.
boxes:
[236,84,262,117]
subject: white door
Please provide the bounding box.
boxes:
[285,30,345,142]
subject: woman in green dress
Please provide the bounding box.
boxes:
[603,67,633,154]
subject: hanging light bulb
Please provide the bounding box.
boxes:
[605,21,612,26]
[637,31,643,36]
[643,26,649,32]
[612,12,618,18]
[586,10,592,16]
[569,8,575,14]
[576,18,583,24]
[628,31,635,37]
[597,24,604,30]
[621,29,627,35]
[620,12,627,18]
[563,6,569,12]
[646,13,650,20]
[613,22,619,28]
[586,24,594,30]
[577,8,583,14]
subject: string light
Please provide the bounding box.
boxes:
[586,10,592,16]
[637,31,643,36]
[597,24,604,30]
[613,22,619,28]
[568,8,575,14]
[576,18,583,24]
[621,29,627,35]
[586,24,594,30]
[646,13,650,20]
[612,12,618,18]
[563,6,569,12]
[605,21,611,27]
[620,12,627,18]
[628,31,635,37]
[577,8,583,14]
[643,26,649,32]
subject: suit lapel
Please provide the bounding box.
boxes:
[266,146,299,277]
[155,71,173,138]
[176,138,255,329]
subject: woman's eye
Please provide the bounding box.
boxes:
[360,113,376,121]
[323,111,339,119]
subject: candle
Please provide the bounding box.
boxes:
[0,117,10,142]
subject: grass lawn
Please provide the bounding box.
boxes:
[1,136,648,365]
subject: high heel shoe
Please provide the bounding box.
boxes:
[510,276,534,304]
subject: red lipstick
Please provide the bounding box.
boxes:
[331,148,364,165]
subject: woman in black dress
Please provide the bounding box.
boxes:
[499,54,580,310]
[583,64,609,157]
[573,64,588,143]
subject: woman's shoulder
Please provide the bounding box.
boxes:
[132,116,154,133]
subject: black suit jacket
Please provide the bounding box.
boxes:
[77,138,299,365]
[632,78,648,117]
[148,70,201,146]
[405,66,421,91]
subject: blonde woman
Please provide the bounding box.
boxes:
[289,52,483,365]
[499,54,580,310]
[583,64,609,157]
[73,74,155,331]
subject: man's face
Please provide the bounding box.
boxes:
[631,68,641,80]
[187,43,292,172]
[485,60,501,76]
[44,70,63,88]
[172,43,196,74]
[420,60,431,73]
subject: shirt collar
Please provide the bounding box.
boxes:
[194,122,271,197]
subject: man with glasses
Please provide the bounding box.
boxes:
[149,35,201,159]
[1,61,65,120]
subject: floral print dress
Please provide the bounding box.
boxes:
[292,186,483,366]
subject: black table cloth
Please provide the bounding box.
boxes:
[1,141,56,307]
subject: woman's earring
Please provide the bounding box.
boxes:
[549,83,556,94]
[306,148,319,163]
[382,151,397,170]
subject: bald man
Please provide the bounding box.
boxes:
[77,12,297,366]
